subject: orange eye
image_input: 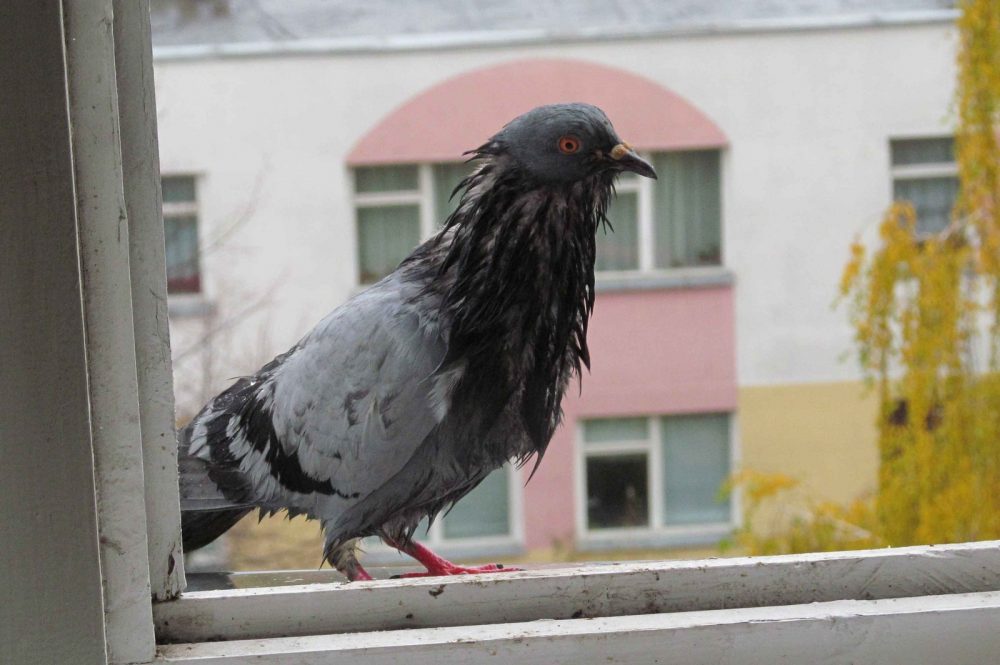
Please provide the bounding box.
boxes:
[558,136,581,154]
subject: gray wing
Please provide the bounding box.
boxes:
[260,273,448,524]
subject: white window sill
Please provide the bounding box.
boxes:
[595,266,733,293]
[156,590,1000,663]
[154,540,1000,648]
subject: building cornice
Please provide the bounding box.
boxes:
[152,9,959,62]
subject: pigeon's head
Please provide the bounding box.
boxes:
[490,103,657,184]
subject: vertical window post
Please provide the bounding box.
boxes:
[113,0,187,603]
[65,0,156,660]
[2,3,110,662]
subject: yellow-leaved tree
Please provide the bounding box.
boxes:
[731,0,1000,554]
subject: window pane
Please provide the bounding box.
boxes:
[357,205,420,283]
[661,413,731,525]
[653,151,722,268]
[433,162,471,224]
[162,175,195,203]
[355,165,418,193]
[442,468,510,539]
[583,417,649,444]
[586,454,649,529]
[891,137,955,166]
[596,191,639,271]
[164,215,200,293]
[894,177,958,235]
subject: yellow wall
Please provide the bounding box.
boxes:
[739,381,879,504]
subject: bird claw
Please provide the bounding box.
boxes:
[384,539,524,579]
[391,563,523,579]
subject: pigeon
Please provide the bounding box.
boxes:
[179,103,657,581]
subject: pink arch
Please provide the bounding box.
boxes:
[347,59,727,165]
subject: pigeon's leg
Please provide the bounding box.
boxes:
[328,537,374,582]
[388,539,523,577]
[342,561,374,582]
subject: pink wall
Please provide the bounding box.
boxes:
[348,59,727,165]
[522,285,737,550]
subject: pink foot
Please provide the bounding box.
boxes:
[388,539,523,578]
[396,562,521,578]
[349,567,374,582]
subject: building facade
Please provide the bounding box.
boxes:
[153,1,958,563]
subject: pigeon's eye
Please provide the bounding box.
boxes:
[558,136,581,155]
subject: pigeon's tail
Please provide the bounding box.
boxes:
[178,449,253,551]
[181,502,252,552]
[177,393,258,553]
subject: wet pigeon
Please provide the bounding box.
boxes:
[179,103,657,580]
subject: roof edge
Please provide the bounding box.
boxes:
[152,9,958,63]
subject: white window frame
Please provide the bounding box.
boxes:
[574,414,738,550]
[595,166,649,277]
[20,3,1000,662]
[161,176,200,218]
[596,151,725,283]
[892,160,959,181]
[426,465,524,552]
[355,156,730,289]
[161,173,203,297]
[351,163,458,286]
[890,136,959,181]
[889,136,959,235]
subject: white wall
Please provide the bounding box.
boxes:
[154,20,957,412]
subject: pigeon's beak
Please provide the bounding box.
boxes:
[610,143,657,179]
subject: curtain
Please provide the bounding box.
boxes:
[442,468,511,539]
[660,413,731,526]
[354,164,418,193]
[596,190,640,271]
[433,162,472,224]
[357,205,420,283]
[894,177,959,234]
[164,215,199,293]
[654,151,722,268]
